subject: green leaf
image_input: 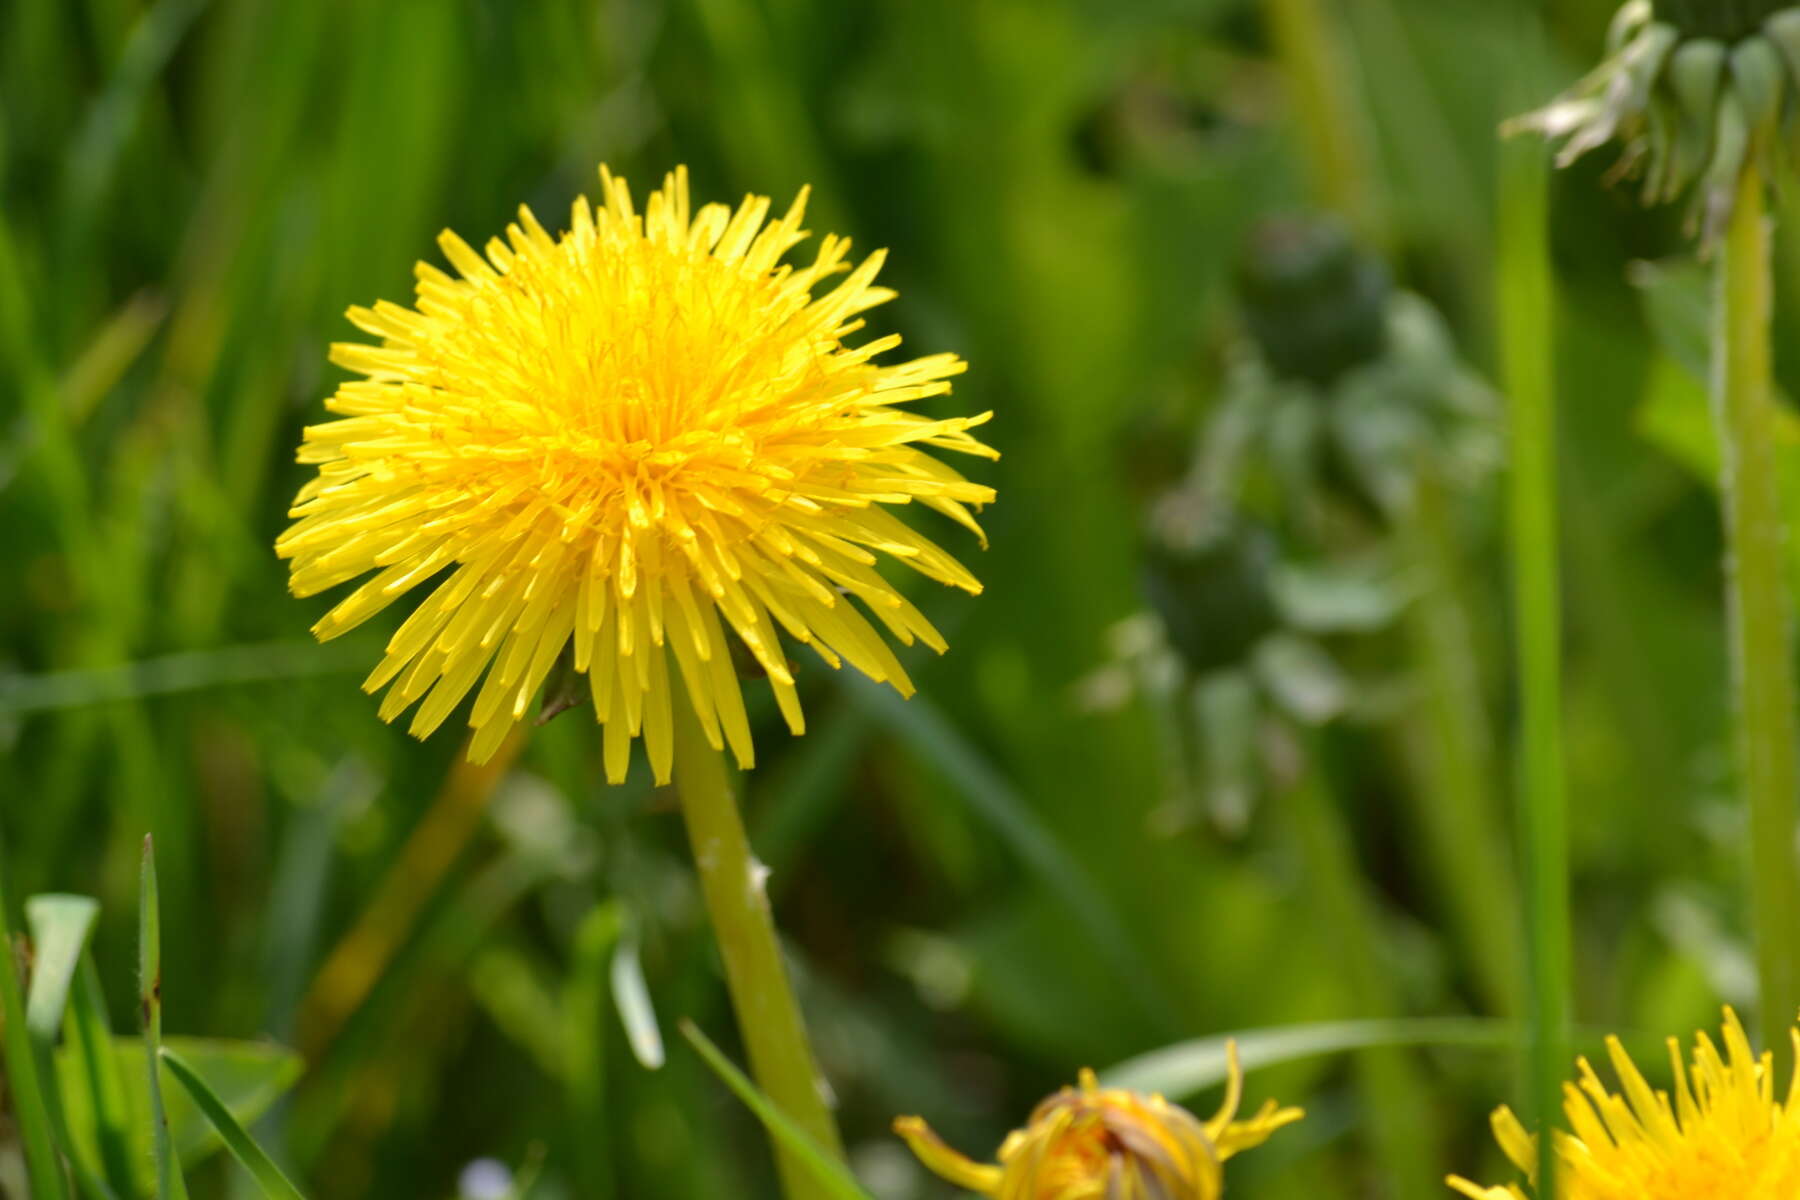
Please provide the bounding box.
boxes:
[158,1046,307,1200]
[610,924,664,1070]
[56,1036,305,1192]
[63,955,138,1197]
[678,1020,874,1200]
[23,899,119,1200]
[25,894,100,1044]
[0,839,73,1199]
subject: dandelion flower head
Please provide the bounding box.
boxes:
[278,166,995,781]
[1449,1008,1800,1200]
[895,1045,1302,1199]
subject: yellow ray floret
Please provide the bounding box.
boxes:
[277,165,995,782]
[895,1044,1302,1199]
[1448,1008,1800,1200]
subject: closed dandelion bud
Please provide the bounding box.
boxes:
[1236,217,1391,391]
[1512,0,1800,242]
[1140,496,1281,675]
[895,1046,1302,1200]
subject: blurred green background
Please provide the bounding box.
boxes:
[0,0,1777,1195]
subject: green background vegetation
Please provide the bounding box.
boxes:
[0,0,1780,1195]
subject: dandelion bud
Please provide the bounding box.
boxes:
[1140,501,1281,675]
[1236,217,1391,390]
[895,1046,1301,1200]
[1512,0,1800,242]
[1658,0,1790,40]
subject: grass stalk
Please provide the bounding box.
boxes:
[671,693,845,1200]
[139,836,188,1200]
[1712,163,1800,1064]
[1498,129,1568,1198]
[297,728,526,1058]
[1262,0,1384,240]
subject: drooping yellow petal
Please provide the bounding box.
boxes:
[896,1045,1301,1199]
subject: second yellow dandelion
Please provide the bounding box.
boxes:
[1449,1008,1800,1200]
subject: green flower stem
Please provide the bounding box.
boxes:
[672,696,845,1200]
[1714,162,1800,1065]
[1500,128,1568,1200]
[1263,0,1384,240]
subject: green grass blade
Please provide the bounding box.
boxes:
[610,923,664,1071]
[678,1020,874,1200]
[157,1046,307,1200]
[65,955,139,1197]
[0,837,73,1199]
[1500,51,1571,1199]
[140,835,189,1200]
[1103,1017,1518,1098]
[22,895,122,1200]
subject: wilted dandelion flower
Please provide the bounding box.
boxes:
[894,1046,1302,1199]
[1449,1008,1800,1199]
[278,166,995,781]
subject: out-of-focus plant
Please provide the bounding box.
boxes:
[1514,0,1800,1087]
[1085,216,1498,836]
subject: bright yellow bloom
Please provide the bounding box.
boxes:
[1449,1008,1800,1200]
[895,1046,1302,1199]
[278,166,994,781]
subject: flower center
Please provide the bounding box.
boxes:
[1656,0,1789,39]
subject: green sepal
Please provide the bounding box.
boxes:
[1662,39,1728,202]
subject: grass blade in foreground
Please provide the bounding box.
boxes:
[0,837,72,1199]
[158,1046,307,1200]
[1106,1018,1516,1099]
[679,1020,874,1200]
[65,955,138,1196]
[1500,103,1569,1200]
[140,836,189,1200]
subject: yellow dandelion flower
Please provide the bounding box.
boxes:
[895,1045,1302,1199]
[277,165,995,782]
[1448,1008,1800,1200]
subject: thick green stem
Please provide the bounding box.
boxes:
[1499,131,1568,1200]
[672,698,845,1200]
[1714,164,1800,1064]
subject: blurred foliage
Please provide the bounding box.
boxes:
[0,0,1788,1196]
